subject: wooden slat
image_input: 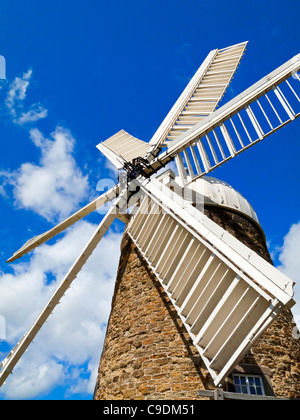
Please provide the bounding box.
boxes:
[176,249,215,308]
[187,269,236,334]
[160,229,191,284]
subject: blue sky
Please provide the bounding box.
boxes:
[0,0,299,400]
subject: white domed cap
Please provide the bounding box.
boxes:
[177,175,261,227]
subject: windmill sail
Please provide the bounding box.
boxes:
[126,177,295,386]
[97,130,150,169]
[147,42,248,158]
[147,53,300,184]
[96,42,248,170]
[6,184,120,263]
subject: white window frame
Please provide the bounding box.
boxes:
[232,374,265,396]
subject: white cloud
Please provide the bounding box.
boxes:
[276,221,300,331]
[5,69,32,112]
[0,183,8,199]
[0,220,123,399]
[16,104,48,125]
[5,69,47,125]
[1,70,88,223]
[3,356,65,400]
[8,126,90,222]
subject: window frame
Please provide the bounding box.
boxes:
[232,374,265,396]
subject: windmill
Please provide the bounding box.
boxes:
[1,41,300,391]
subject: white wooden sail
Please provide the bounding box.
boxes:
[126,177,295,385]
[147,42,248,158]
[6,184,120,263]
[147,53,300,184]
[97,43,248,167]
[97,130,150,169]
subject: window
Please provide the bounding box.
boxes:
[233,374,265,396]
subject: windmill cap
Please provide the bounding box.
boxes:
[184,175,261,226]
[156,169,261,228]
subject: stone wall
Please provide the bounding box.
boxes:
[203,206,272,264]
[94,206,300,400]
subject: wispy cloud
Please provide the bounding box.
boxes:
[176,43,192,54]
[5,69,32,111]
[16,104,48,125]
[5,69,48,125]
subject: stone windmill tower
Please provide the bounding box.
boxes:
[1,42,300,399]
[94,172,300,400]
